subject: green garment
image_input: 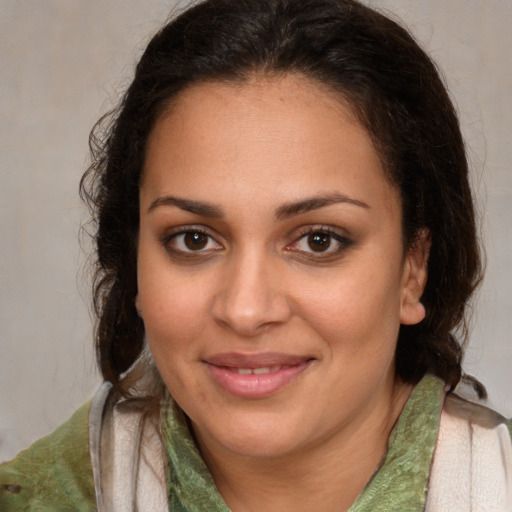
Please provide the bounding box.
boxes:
[1,375,509,511]
[162,374,444,512]
[0,402,97,511]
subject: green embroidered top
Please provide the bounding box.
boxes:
[0,402,96,511]
[162,374,444,512]
[1,375,509,511]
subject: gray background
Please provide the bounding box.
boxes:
[1,0,511,462]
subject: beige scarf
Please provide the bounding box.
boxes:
[426,393,512,511]
[89,374,512,511]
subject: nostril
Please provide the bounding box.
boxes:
[211,263,292,335]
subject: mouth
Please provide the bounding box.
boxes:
[230,365,286,375]
[203,352,315,399]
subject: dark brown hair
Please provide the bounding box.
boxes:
[81,0,482,396]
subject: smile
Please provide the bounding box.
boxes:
[203,353,314,399]
[233,366,283,375]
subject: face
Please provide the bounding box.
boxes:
[137,74,427,460]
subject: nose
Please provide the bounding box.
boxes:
[212,249,292,337]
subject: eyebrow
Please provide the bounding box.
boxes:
[148,192,369,219]
[148,196,224,217]
[275,192,370,219]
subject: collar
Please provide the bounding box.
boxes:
[161,374,445,511]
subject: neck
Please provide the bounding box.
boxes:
[194,378,413,512]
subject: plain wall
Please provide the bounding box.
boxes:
[1,0,511,463]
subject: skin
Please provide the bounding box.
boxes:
[136,74,429,511]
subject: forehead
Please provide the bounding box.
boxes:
[142,73,398,216]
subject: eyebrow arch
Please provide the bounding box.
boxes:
[275,193,370,220]
[148,195,224,217]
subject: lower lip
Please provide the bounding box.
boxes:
[206,361,312,399]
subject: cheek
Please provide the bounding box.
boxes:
[137,253,213,372]
[140,280,211,348]
[138,240,210,325]
[139,277,211,399]
[146,284,208,328]
[296,263,402,352]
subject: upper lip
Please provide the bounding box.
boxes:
[203,352,314,368]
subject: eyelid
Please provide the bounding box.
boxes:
[159,224,224,255]
[286,225,353,257]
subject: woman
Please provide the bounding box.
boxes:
[1,0,511,510]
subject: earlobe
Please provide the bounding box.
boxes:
[399,229,431,326]
[135,294,143,318]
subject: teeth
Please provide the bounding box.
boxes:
[253,367,270,375]
[235,366,282,375]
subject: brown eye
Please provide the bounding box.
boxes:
[184,232,208,250]
[288,228,352,259]
[165,229,222,255]
[307,233,331,252]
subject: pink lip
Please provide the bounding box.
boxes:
[203,352,314,399]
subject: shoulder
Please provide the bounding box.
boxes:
[426,390,512,511]
[439,390,512,468]
[442,388,512,445]
[0,401,97,512]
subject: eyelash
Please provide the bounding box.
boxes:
[159,225,353,261]
[159,225,222,258]
[287,226,353,259]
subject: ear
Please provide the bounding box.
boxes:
[400,229,431,326]
[135,294,142,318]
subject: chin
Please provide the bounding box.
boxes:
[194,412,310,460]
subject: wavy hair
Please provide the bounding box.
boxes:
[81,0,483,396]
